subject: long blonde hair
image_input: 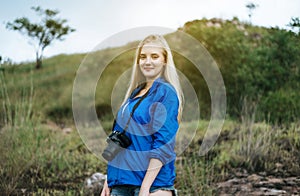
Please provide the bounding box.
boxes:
[123,34,184,118]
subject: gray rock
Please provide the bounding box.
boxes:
[84,172,106,196]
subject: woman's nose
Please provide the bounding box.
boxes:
[145,57,151,65]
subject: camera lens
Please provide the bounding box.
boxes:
[102,139,122,161]
[101,131,132,161]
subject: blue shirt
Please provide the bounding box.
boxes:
[107,77,179,187]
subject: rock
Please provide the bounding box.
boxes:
[247,174,264,182]
[216,172,300,195]
[217,178,241,188]
[84,172,106,196]
[267,177,285,189]
[268,189,286,195]
[284,177,297,186]
[254,177,285,189]
[62,127,72,134]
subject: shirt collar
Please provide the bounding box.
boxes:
[150,77,166,91]
[129,77,166,99]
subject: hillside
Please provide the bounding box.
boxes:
[1,18,299,126]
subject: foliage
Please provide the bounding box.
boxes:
[246,2,259,22]
[236,28,300,122]
[182,18,300,123]
[176,153,216,195]
[0,71,105,194]
[6,6,75,69]
[3,17,300,123]
[289,17,300,34]
[0,124,105,195]
[259,88,300,123]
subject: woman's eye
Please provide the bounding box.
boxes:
[139,55,146,60]
[152,54,159,59]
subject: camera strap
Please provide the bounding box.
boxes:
[115,85,151,134]
[123,87,150,132]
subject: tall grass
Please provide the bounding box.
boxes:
[0,68,106,194]
[0,69,35,194]
[176,154,216,195]
[231,97,300,174]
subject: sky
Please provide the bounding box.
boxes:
[0,0,299,63]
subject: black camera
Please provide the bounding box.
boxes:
[102,131,132,161]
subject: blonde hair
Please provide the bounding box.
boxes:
[123,34,184,118]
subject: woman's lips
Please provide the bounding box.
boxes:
[144,67,154,71]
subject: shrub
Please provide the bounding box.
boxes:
[259,88,300,124]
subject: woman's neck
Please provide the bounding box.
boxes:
[145,80,154,89]
[145,75,161,89]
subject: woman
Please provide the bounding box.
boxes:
[101,34,184,196]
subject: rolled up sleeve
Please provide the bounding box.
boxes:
[149,87,179,164]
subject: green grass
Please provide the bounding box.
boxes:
[1,115,299,194]
[0,123,106,195]
[0,67,106,194]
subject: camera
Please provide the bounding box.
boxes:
[102,131,132,161]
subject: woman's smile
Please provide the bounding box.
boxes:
[143,66,154,71]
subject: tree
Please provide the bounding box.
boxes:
[289,17,300,34]
[246,2,259,24]
[6,6,75,69]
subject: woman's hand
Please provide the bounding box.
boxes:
[100,179,110,196]
[138,187,150,196]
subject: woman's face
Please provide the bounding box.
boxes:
[139,43,166,81]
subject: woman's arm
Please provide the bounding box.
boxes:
[139,158,163,196]
[139,85,179,196]
[100,179,110,196]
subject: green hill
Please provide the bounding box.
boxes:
[1,17,299,126]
